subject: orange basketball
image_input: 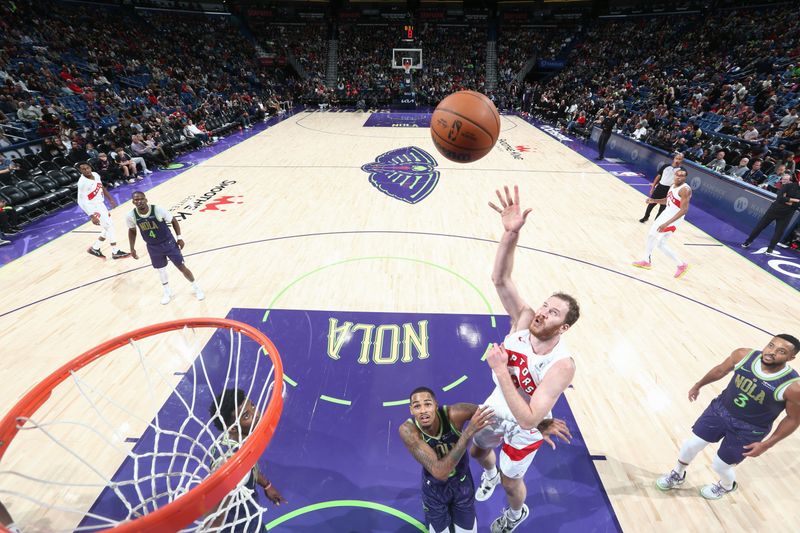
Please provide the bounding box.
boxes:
[430,91,500,163]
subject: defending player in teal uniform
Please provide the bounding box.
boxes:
[656,334,800,499]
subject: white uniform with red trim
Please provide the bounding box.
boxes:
[648,182,689,236]
[77,171,115,240]
[472,329,573,479]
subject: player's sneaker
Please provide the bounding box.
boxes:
[490,504,529,533]
[655,469,685,491]
[87,247,105,259]
[632,260,652,269]
[475,470,501,502]
[700,481,737,500]
[112,250,130,260]
[195,287,205,301]
[674,263,689,278]
[740,241,751,248]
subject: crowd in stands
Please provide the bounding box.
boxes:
[0,0,305,237]
[496,26,574,112]
[521,5,800,193]
[2,0,799,245]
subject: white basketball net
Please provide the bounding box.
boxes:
[0,325,279,532]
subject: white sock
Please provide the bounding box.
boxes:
[191,281,200,290]
[508,506,523,520]
[158,267,169,286]
[92,240,102,250]
[111,245,119,253]
[485,466,498,479]
[677,433,710,472]
[711,454,736,490]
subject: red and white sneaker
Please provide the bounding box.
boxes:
[632,260,652,269]
[674,263,689,278]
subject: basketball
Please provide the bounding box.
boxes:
[430,90,501,163]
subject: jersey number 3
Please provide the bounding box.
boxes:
[733,393,749,408]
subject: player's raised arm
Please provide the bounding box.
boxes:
[488,185,535,330]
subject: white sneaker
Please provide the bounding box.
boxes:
[144,169,153,175]
[160,291,171,305]
[700,481,737,500]
[195,287,205,301]
[490,504,529,533]
[655,469,686,491]
[475,470,501,502]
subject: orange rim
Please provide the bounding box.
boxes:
[0,317,284,533]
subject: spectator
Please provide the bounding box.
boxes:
[632,122,648,141]
[0,197,20,235]
[742,159,766,186]
[728,157,751,179]
[706,150,728,173]
[760,164,787,191]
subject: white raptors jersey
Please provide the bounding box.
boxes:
[657,182,689,223]
[77,172,106,215]
[485,329,573,423]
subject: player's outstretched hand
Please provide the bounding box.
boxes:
[177,239,185,250]
[465,405,494,438]
[485,343,509,371]
[688,384,700,402]
[488,185,532,233]
[538,418,572,449]
[742,441,770,458]
[264,484,287,506]
[130,249,139,260]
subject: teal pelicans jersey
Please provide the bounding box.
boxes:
[720,350,800,428]
[412,406,468,484]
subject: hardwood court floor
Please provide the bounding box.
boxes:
[0,111,798,531]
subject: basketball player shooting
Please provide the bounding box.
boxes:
[632,167,691,278]
[77,163,129,260]
[126,191,204,305]
[470,185,577,533]
[655,334,800,500]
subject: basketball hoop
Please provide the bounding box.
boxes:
[0,318,283,533]
[402,58,413,76]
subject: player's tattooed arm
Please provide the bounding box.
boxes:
[398,421,449,479]
[399,408,494,481]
